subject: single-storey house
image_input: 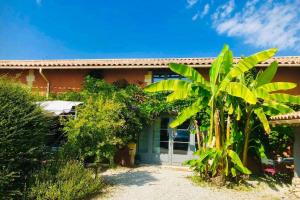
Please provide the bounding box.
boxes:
[1,56,300,165]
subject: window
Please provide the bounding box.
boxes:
[152,71,188,83]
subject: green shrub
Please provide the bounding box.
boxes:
[57,76,194,165]
[29,160,103,200]
[268,126,294,157]
[64,97,125,164]
[0,78,52,198]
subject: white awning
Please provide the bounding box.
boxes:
[37,100,83,116]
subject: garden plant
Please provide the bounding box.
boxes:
[0,78,52,199]
[144,45,300,183]
[0,78,104,199]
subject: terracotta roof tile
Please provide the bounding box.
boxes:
[0,56,300,69]
[270,112,300,121]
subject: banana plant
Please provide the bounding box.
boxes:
[144,45,277,148]
[184,136,251,179]
[144,45,283,178]
[237,61,300,165]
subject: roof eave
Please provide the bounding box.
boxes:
[1,64,300,70]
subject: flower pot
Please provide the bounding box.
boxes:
[128,142,137,167]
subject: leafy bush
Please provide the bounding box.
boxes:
[57,76,198,165]
[29,160,103,200]
[55,76,195,140]
[0,78,52,198]
[268,126,294,157]
[64,97,125,164]
[55,77,145,144]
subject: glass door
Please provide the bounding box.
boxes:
[152,117,195,165]
[152,118,171,164]
[171,121,195,164]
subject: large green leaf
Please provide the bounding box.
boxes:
[263,101,294,114]
[224,48,278,82]
[254,108,270,133]
[211,150,222,176]
[169,63,209,89]
[231,167,237,177]
[258,82,297,92]
[166,85,208,102]
[253,140,268,159]
[255,88,273,101]
[269,93,300,104]
[255,88,299,106]
[236,105,242,121]
[228,150,251,174]
[225,156,229,176]
[221,49,233,76]
[256,61,278,87]
[210,44,231,87]
[219,82,257,104]
[144,79,192,93]
[166,90,189,102]
[198,148,216,163]
[169,98,203,128]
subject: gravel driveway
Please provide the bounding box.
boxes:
[96,165,295,200]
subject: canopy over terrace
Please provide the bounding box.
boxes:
[37,100,83,116]
[270,112,300,197]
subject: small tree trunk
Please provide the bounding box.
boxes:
[209,100,215,144]
[215,110,221,150]
[226,115,231,141]
[220,107,225,147]
[242,111,252,166]
[194,120,201,150]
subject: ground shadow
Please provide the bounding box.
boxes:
[248,175,292,192]
[102,169,158,187]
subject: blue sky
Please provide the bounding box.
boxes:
[0,0,299,59]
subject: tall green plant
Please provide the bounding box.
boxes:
[0,78,52,198]
[64,97,125,164]
[144,45,279,179]
[145,45,276,145]
[237,62,300,165]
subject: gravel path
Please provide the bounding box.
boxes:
[95,165,295,200]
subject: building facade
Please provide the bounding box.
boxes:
[1,57,300,165]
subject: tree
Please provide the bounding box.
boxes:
[144,45,284,179]
[64,97,125,164]
[0,78,52,198]
[145,45,276,145]
[238,62,300,165]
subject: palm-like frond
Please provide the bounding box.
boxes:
[219,82,257,104]
[169,63,210,89]
[254,108,270,133]
[258,82,297,92]
[169,98,204,128]
[256,61,278,87]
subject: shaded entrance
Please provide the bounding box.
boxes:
[137,117,196,165]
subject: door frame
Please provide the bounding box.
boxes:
[137,116,196,165]
[158,117,196,165]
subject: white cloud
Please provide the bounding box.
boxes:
[212,0,300,51]
[192,3,210,21]
[192,13,200,21]
[202,4,210,17]
[212,0,235,20]
[36,0,42,6]
[187,0,199,8]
